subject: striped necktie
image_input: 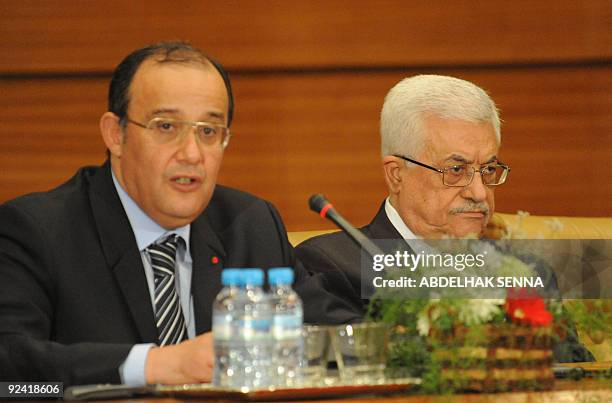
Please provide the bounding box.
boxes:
[147,234,187,346]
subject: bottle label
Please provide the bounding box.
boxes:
[273,314,303,340]
[236,317,272,341]
[212,314,232,340]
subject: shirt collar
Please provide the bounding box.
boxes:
[385,198,443,256]
[385,197,419,240]
[111,170,191,261]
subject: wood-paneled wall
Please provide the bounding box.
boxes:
[1,1,611,230]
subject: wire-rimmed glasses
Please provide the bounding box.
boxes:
[126,116,231,148]
[393,155,510,187]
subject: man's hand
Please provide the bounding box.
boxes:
[145,332,214,384]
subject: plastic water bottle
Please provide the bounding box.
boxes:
[269,267,304,387]
[212,268,242,387]
[233,269,273,390]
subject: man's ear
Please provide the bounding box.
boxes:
[99,112,123,158]
[382,156,404,194]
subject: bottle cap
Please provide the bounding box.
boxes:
[268,267,294,285]
[243,268,264,286]
[220,268,240,286]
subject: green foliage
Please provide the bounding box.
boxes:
[367,298,427,334]
[369,295,574,393]
[386,334,430,378]
[365,217,609,393]
[562,299,612,337]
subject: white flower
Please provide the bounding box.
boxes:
[417,312,430,336]
[497,255,535,278]
[417,300,442,336]
[457,299,504,326]
[472,241,503,269]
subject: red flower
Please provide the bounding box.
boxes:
[505,288,553,326]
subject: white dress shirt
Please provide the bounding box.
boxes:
[384,197,436,255]
[112,172,196,386]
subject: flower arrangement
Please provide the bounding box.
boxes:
[370,293,558,392]
[366,214,611,393]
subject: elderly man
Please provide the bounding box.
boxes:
[0,42,358,387]
[296,75,593,363]
[297,75,508,314]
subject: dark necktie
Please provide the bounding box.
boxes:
[147,234,188,346]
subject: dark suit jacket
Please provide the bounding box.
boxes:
[0,161,360,385]
[296,201,594,363]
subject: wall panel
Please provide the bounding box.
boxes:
[2,66,610,230]
[1,0,610,73]
[1,0,610,230]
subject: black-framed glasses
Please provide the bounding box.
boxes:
[126,116,231,148]
[393,155,510,187]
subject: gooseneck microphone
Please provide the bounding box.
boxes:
[308,194,383,258]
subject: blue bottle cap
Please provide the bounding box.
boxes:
[243,268,264,286]
[268,267,294,285]
[220,269,241,286]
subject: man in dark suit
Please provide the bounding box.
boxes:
[0,42,359,387]
[295,75,593,362]
[297,75,508,316]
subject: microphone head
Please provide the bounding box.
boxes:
[308,193,329,214]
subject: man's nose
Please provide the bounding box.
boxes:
[462,170,488,201]
[175,126,203,163]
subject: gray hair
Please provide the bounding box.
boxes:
[380,75,501,158]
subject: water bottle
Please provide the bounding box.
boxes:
[233,269,273,390]
[212,268,242,387]
[269,267,304,387]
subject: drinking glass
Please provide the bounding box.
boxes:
[330,322,389,384]
[301,325,330,385]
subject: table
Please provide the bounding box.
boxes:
[64,379,610,402]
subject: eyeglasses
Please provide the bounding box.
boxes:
[126,116,231,148]
[393,155,510,187]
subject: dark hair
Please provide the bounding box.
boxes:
[108,41,234,127]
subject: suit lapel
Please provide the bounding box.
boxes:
[364,201,414,255]
[190,213,226,334]
[364,202,403,239]
[88,161,158,343]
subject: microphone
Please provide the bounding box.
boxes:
[308,194,383,258]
